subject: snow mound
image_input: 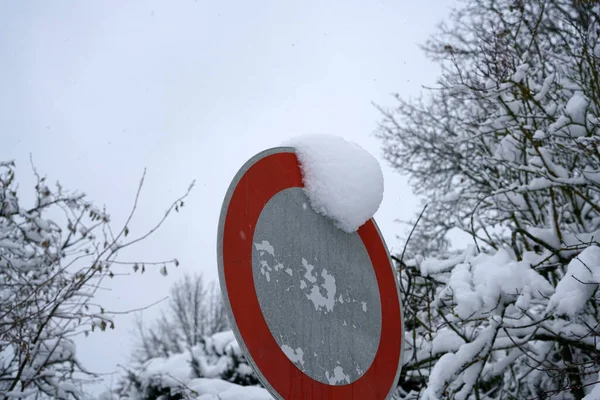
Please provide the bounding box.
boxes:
[115,329,264,399]
[284,134,384,233]
[424,247,554,320]
[141,351,193,386]
[547,245,600,318]
[190,378,272,400]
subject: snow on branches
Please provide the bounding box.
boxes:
[378,0,600,398]
[113,330,268,400]
[0,161,193,399]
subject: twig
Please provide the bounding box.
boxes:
[398,204,429,266]
[105,296,169,315]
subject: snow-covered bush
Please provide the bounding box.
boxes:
[378,0,600,398]
[115,330,267,400]
[131,274,229,365]
[0,161,191,399]
[116,273,263,399]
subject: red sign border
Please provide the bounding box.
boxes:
[217,147,404,400]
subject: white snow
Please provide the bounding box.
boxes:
[432,248,554,320]
[420,249,471,277]
[430,329,465,355]
[533,73,555,101]
[493,135,522,163]
[284,134,384,233]
[423,319,499,399]
[511,63,528,83]
[532,130,546,139]
[583,165,600,185]
[209,330,237,355]
[584,373,600,400]
[547,245,600,318]
[188,378,272,400]
[141,352,194,385]
[565,91,588,125]
[3,390,37,399]
[548,92,589,137]
[121,330,267,399]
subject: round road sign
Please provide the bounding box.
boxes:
[217,147,403,400]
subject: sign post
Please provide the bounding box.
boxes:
[217,147,403,399]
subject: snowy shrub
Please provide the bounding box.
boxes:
[115,330,266,400]
[115,274,262,399]
[378,0,600,398]
[130,274,229,365]
[0,161,191,399]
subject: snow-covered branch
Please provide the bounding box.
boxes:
[379,0,600,398]
[0,162,192,400]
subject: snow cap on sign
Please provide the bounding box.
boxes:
[283,134,384,233]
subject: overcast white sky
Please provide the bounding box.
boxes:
[1,0,455,394]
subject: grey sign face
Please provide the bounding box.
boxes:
[252,187,382,385]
